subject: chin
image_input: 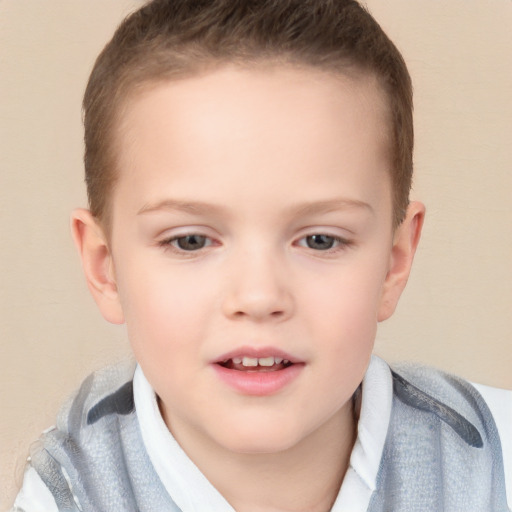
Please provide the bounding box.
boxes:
[215,422,307,455]
[226,439,297,455]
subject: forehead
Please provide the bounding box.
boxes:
[112,65,392,220]
[118,63,390,143]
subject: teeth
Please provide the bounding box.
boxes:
[234,356,289,367]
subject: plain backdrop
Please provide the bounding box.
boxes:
[1,0,511,508]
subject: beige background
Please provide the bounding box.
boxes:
[1,0,511,508]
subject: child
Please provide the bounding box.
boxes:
[12,0,511,510]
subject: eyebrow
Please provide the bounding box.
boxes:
[137,199,226,216]
[288,198,374,217]
[137,197,373,217]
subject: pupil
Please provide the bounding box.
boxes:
[177,235,206,250]
[307,234,334,250]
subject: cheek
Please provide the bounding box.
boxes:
[299,256,388,352]
[118,268,216,398]
[305,262,387,320]
[116,261,215,356]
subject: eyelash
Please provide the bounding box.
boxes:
[295,234,352,253]
[158,234,215,254]
[158,232,352,255]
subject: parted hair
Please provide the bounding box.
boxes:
[83,0,413,229]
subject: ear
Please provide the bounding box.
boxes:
[71,208,125,325]
[377,201,425,322]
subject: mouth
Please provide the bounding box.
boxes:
[217,356,294,372]
[212,348,304,395]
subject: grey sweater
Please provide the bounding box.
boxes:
[23,362,509,511]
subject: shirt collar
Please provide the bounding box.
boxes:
[134,366,234,511]
[134,355,393,511]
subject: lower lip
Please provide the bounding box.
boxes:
[212,363,304,396]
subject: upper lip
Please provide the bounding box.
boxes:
[213,346,302,364]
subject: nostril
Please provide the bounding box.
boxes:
[231,309,284,318]
[222,288,293,321]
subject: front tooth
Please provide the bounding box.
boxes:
[232,357,242,364]
[258,357,274,367]
[242,357,258,367]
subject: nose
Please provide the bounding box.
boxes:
[222,248,294,322]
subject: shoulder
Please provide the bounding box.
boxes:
[471,381,512,507]
[389,363,493,447]
[13,360,138,511]
[391,364,512,435]
[385,363,510,510]
[471,381,512,433]
[11,467,59,512]
[366,363,511,511]
[55,359,137,432]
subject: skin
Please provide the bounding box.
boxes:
[72,65,424,512]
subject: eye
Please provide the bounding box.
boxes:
[165,234,212,251]
[305,234,337,250]
[297,234,348,251]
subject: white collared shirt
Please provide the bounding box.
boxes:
[12,356,512,511]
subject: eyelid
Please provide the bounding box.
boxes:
[174,234,213,249]
[156,227,220,253]
[294,226,352,240]
[296,234,348,247]
[155,224,216,240]
[293,229,354,253]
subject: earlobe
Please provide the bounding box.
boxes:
[377,201,425,322]
[71,209,125,325]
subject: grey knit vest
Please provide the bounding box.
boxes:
[27,362,509,511]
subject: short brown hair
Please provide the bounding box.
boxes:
[83,0,413,229]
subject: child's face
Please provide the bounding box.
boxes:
[83,65,420,455]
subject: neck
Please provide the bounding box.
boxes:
[166,399,357,512]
